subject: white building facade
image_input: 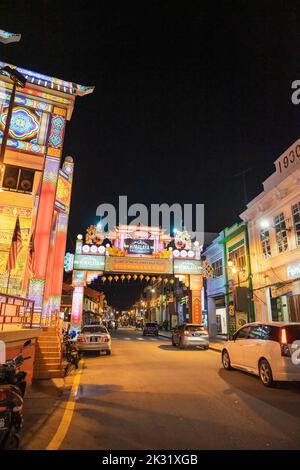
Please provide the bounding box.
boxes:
[240,138,300,323]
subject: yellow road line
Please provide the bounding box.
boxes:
[46,360,84,450]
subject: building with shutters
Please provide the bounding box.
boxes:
[240,138,300,323]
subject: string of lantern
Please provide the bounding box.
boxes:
[100,274,175,284]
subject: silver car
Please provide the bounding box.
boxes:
[172,323,209,349]
[77,325,112,355]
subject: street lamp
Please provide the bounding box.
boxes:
[227,257,245,287]
[0,66,26,168]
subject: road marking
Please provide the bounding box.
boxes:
[46,360,84,450]
[137,338,144,341]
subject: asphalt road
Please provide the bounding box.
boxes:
[25,327,300,450]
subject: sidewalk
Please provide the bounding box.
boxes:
[21,366,76,449]
[158,330,226,352]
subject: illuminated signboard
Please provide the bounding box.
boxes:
[124,238,154,255]
[55,170,72,213]
[105,256,173,274]
[73,254,105,271]
[287,261,300,279]
[71,286,83,331]
[173,259,202,275]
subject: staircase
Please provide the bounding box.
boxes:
[33,326,64,379]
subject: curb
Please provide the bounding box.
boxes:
[209,346,222,353]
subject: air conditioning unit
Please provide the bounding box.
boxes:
[18,169,34,192]
[2,165,35,193]
[2,165,19,190]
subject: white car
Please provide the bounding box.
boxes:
[222,322,300,387]
[77,325,112,355]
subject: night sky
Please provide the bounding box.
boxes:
[2,1,300,308]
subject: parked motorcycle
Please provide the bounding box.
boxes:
[0,339,31,450]
[63,333,80,370]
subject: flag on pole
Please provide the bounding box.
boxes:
[6,216,22,272]
[0,29,21,44]
[26,231,35,277]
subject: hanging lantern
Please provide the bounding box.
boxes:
[120,274,125,282]
[170,278,174,284]
[145,275,150,282]
[157,276,162,283]
[133,274,138,281]
[126,274,131,281]
[139,274,144,281]
[151,276,156,282]
[102,276,107,283]
[108,275,113,283]
[114,275,119,282]
[164,278,168,284]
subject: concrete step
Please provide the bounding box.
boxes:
[37,344,61,352]
[33,369,64,379]
[35,351,61,358]
[34,361,62,369]
[38,336,60,342]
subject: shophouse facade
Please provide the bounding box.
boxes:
[240,138,300,323]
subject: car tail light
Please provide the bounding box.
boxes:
[77,336,84,342]
[281,328,287,344]
[102,336,109,342]
[183,330,190,336]
[280,328,291,357]
[0,389,9,402]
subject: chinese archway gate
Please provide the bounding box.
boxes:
[66,225,211,333]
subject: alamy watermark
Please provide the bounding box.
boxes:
[96,195,205,244]
[291,81,300,104]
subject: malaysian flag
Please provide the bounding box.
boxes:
[6,216,22,272]
[26,231,35,277]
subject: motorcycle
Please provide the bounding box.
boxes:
[0,339,31,450]
[63,333,80,370]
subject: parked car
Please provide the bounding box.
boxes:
[172,323,209,349]
[77,325,112,355]
[222,322,300,387]
[143,322,159,336]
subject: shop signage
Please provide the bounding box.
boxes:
[271,283,293,298]
[190,290,202,324]
[236,312,248,328]
[287,261,300,279]
[173,259,202,275]
[124,238,154,255]
[73,254,105,271]
[71,286,83,331]
[105,256,173,274]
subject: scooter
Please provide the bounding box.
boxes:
[64,334,80,369]
[0,339,31,450]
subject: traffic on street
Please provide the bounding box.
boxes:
[21,326,300,451]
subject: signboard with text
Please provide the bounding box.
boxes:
[124,238,154,255]
[105,256,173,274]
[173,259,202,275]
[74,254,105,271]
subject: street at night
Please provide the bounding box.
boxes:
[22,327,300,451]
[2,1,300,459]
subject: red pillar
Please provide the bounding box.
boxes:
[28,156,60,315]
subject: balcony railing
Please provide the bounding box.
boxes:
[0,293,38,329]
